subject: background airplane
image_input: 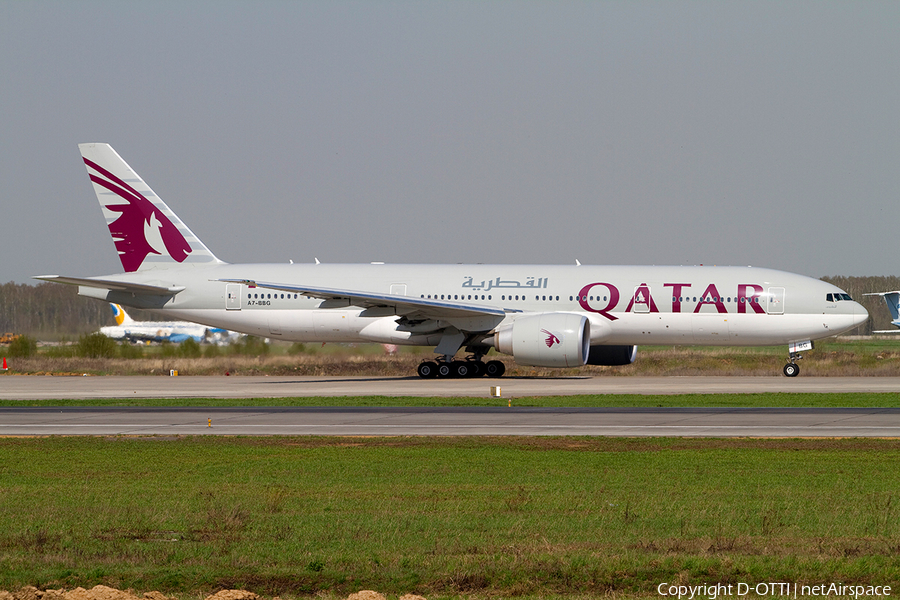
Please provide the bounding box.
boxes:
[36,143,868,378]
[864,292,900,333]
[100,303,238,345]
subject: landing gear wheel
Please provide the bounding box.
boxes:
[468,361,485,377]
[437,362,453,378]
[451,361,472,378]
[485,360,506,378]
[783,363,800,377]
[417,361,439,379]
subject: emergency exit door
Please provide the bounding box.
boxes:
[226,284,242,310]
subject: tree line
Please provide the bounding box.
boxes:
[1,277,898,339]
[0,282,154,339]
[820,275,900,334]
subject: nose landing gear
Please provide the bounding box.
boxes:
[783,361,800,377]
[783,340,812,377]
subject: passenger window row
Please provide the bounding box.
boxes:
[418,294,563,302]
[248,293,301,299]
[245,291,775,305]
[672,296,759,303]
[421,294,492,301]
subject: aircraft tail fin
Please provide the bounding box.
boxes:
[865,291,900,326]
[109,303,135,327]
[79,143,224,272]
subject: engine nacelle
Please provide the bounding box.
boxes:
[586,345,637,366]
[494,313,590,367]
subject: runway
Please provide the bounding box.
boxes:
[2,375,900,400]
[3,406,900,437]
[3,375,900,437]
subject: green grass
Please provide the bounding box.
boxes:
[7,335,900,377]
[3,336,900,598]
[2,437,900,599]
[2,392,900,408]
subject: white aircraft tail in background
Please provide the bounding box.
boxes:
[36,143,868,378]
[864,291,900,333]
[100,303,238,345]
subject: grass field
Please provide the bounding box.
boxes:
[6,336,900,378]
[2,392,900,409]
[2,437,900,599]
[4,338,900,598]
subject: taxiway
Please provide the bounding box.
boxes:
[3,375,899,437]
[2,375,900,400]
[2,406,900,437]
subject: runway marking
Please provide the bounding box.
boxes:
[4,425,900,431]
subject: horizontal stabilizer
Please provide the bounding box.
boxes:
[34,275,185,295]
[864,291,900,323]
[218,278,510,320]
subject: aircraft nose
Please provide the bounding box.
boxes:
[852,301,869,327]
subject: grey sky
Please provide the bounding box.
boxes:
[1,1,898,284]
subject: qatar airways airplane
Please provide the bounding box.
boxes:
[36,143,867,378]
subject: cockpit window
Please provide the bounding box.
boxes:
[827,293,854,302]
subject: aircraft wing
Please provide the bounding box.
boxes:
[218,278,510,320]
[33,275,185,295]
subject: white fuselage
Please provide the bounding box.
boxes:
[39,143,871,377]
[78,263,868,348]
[99,321,233,344]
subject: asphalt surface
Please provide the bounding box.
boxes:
[2,375,900,399]
[2,375,900,437]
[2,406,900,437]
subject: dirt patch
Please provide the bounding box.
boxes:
[0,588,426,600]
[2,587,151,600]
[204,592,257,600]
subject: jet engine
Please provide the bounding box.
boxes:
[493,313,590,367]
[586,344,638,366]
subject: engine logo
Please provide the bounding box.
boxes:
[541,329,561,348]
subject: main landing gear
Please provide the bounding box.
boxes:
[417,358,506,379]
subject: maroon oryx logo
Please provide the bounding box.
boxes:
[541,329,560,348]
[84,157,192,272]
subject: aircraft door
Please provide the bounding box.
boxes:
[767,287,785,315]
[390,284,407,296]
[226,284,242,310]
[632,285,651,313]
